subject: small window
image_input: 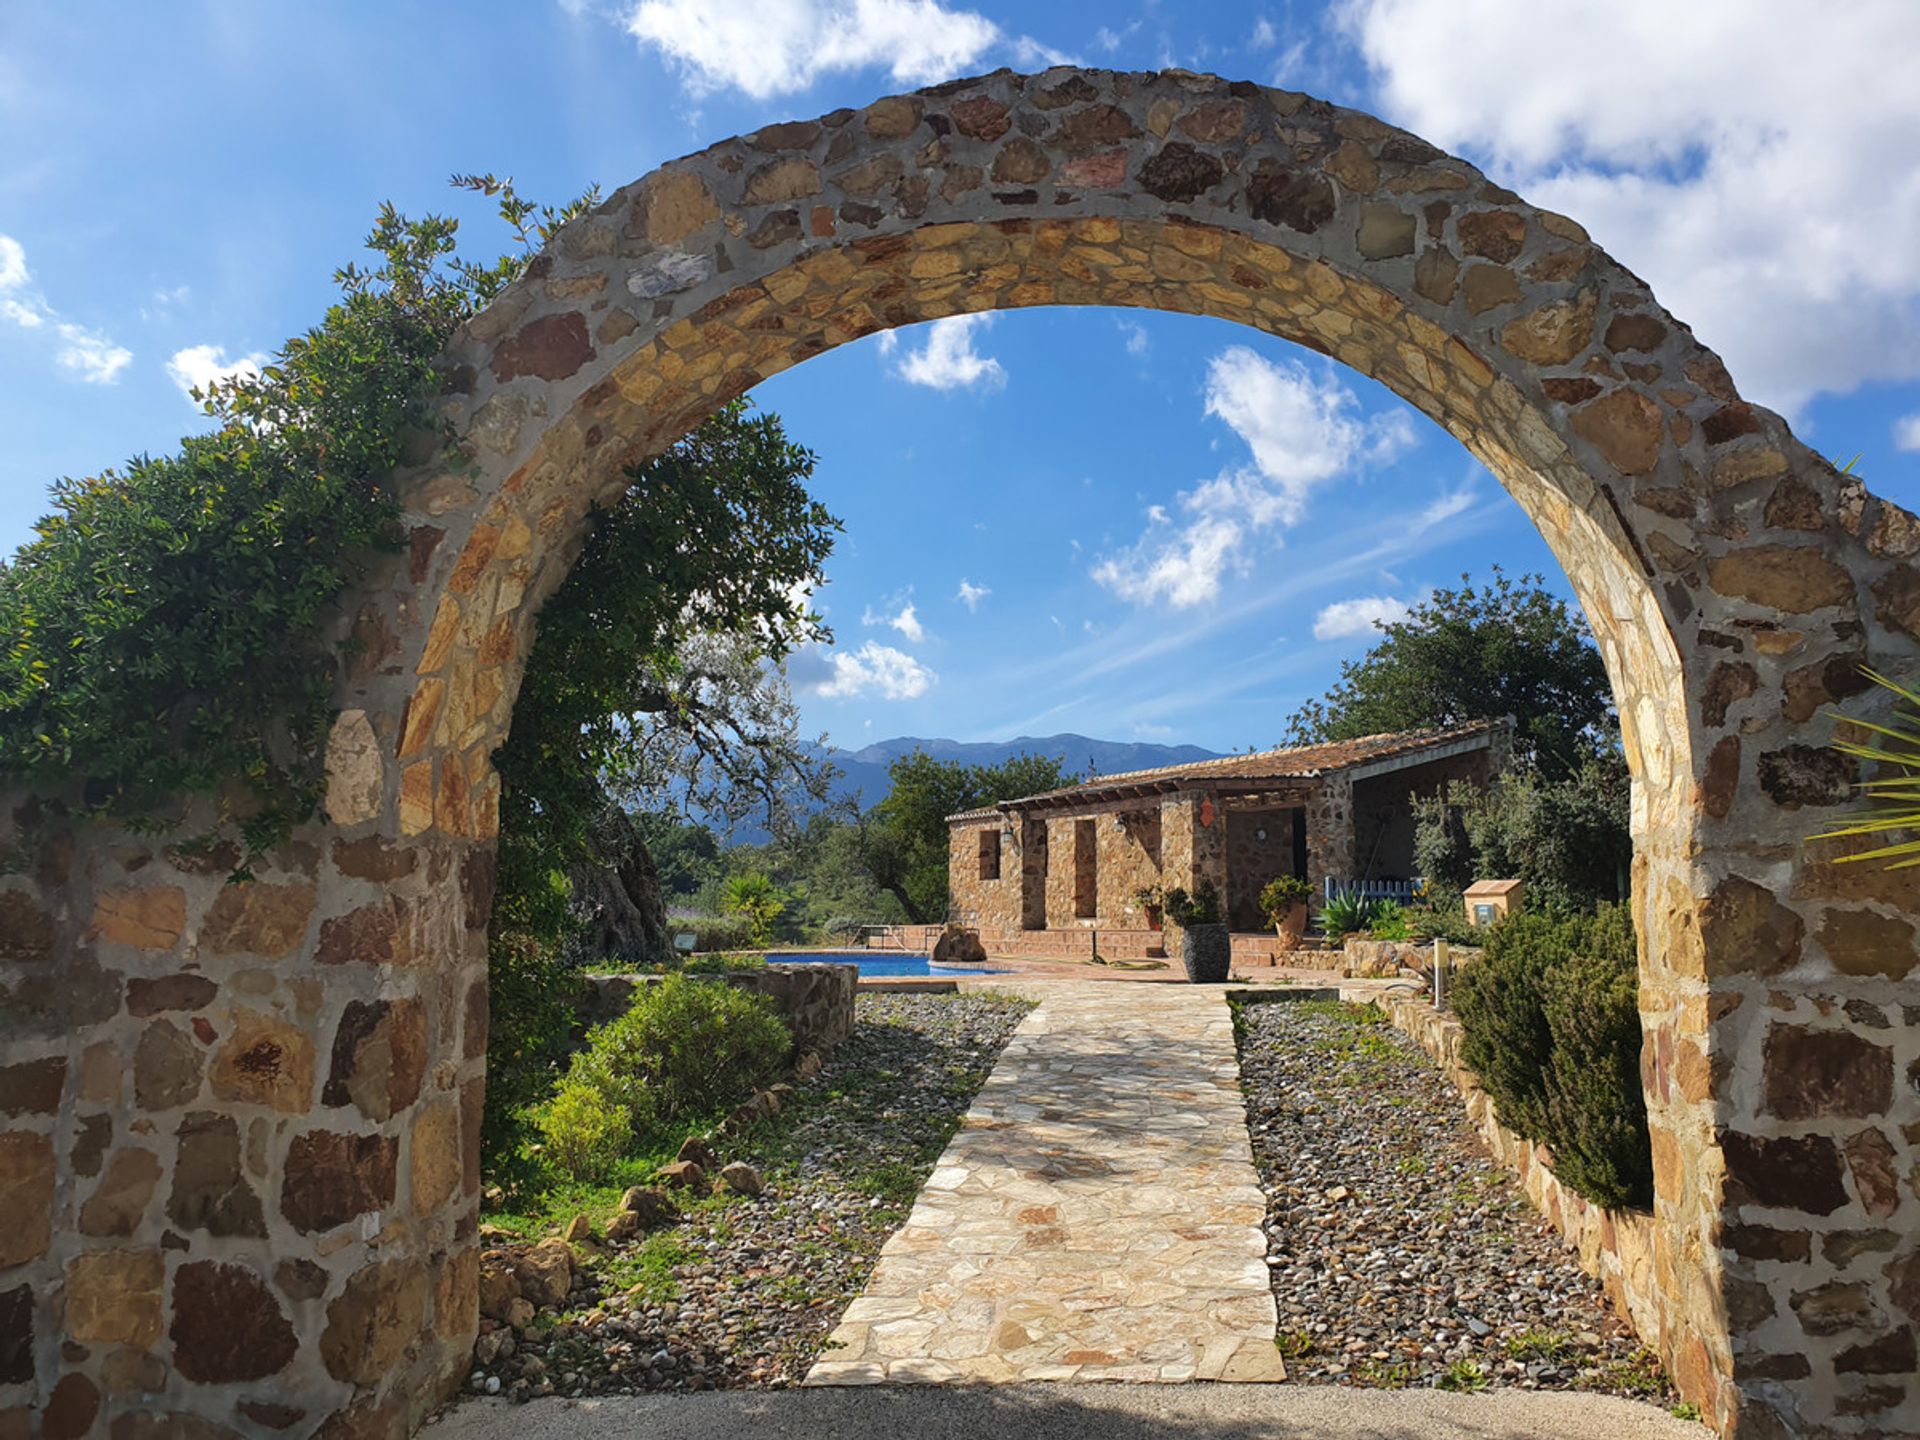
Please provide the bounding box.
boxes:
[978,827,1001,881]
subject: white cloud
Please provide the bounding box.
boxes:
[0,233,131,384]
[1340,0,1920,414]
[1093,20,1140,53]
[624,0,1001,98]
[1419,487,1476,525]
[1092,348,1418,609]
[956,578,990,611]
[862,597,926,644]
[1313,593,1423,641]
[1116,317,1149,358]
[1250,18,1278,47]
[166,343,269,404]
[892,313,1006,392]
[809,640,935,700]
[1894,415,1920,453]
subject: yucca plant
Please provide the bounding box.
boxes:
[1811,667,1920,869]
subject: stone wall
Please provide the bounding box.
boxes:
[0,798,484,1440]
[1037,803,1166,930]
[945,817,1021,930]
[572,964,857,1058]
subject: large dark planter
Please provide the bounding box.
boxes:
[1179,922,1231,983]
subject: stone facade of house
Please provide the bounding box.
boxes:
[948,722,1506,935]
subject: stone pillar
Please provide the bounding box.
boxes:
[0,792,485,1439]
[1160,791,1227,907]
[1304,774,1356,897]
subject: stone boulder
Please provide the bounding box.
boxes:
[657,1160,706,1191]
[512,1238,573,1308]
[618,1186,678,1227]
[929,925,988,968]
[478,1255,521,1321]
[675,1137,715,1168]
[1341,938,1418,979]
[720,1162,764,1197]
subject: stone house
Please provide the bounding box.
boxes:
[946,721,1510,937]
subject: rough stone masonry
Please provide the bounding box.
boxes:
[2,64,1918,1440]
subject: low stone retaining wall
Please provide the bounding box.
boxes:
[574,964,857,1059]
[1366,991,1663,1350]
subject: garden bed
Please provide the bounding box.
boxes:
[466,991,1034,1400]
[1232,997,1676,1405]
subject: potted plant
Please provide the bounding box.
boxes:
[1133,883,1165,931]
[1163,880,1229,983]
[1259,875,1313,946]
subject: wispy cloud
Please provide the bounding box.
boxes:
[1116,317,1150,358]
[956,578,990,611]
[1091,347,1417,608]
[1894,414,1920,453]
[891,313,1006,392]
[0,233,132,384]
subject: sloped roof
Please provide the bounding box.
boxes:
[945,719,1507,820]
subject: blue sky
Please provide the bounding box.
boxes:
[5,1,1920,754]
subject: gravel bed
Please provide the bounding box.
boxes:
[1233,998,1673,1401]
[480,991,1034,1400]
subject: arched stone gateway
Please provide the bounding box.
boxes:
[1,66,1916,1440]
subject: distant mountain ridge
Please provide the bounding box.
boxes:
[826,732,1224,809]
[713,733,1227,844]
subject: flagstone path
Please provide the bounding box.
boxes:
[805,982,1285,1385]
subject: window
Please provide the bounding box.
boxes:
[1073,819,1097,918]
[978,827,1001,881]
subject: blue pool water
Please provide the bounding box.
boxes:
[765,950,1005,978]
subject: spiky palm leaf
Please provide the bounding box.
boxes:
[1810,668,1920,868]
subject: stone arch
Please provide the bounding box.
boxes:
[3,67,1918,1440]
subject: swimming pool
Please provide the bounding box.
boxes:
[765,950,1006,978]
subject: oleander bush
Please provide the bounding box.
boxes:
[1453,904,1650,1209]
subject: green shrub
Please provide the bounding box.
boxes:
[1406,894,1484,946]
[1453,905,1650,1209]
[537,1078,633,1182]
[1368,899,1412,941]
[1318,890,1385,939]
[1258,875,1312,925]
[1163,880,1222,926]
[543,973,790,1177]
[1541,906,1651,1209]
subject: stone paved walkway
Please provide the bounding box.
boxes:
[805,983,1283,1385]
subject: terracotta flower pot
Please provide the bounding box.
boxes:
[1273,902,1309,947]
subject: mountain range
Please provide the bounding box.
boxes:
[713,733,1227,843]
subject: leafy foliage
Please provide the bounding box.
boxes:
[1811,667,1920,869]
[1413,756,1631,912]
[1453,905,1651,1209]
[719,872,788,946]
[855,751,1079,922]
[1163,879,1222,926]
[1318,890,1388,939]
[539,974,791,1179]
[1258,874,1312,921]
[1284,569,1616,778]
[0,209,482,846]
